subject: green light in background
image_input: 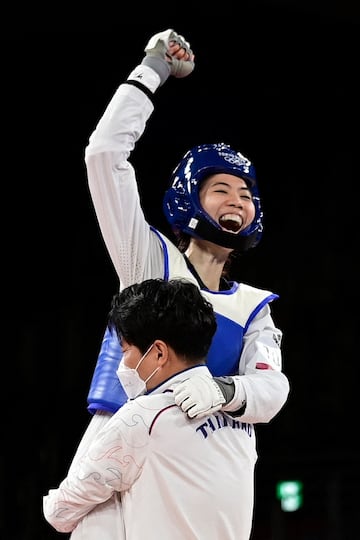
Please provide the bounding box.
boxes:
[276,480,303,512]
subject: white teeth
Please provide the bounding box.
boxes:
[219,214,243,234]
[220,214,243,225]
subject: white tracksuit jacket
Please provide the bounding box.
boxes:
[44,366,257,540]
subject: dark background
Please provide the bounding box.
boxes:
[3,2,359,539]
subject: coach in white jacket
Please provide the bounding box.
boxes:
[44,278,257,540]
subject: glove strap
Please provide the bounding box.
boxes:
[141,56,170,86]
[213,376,236,403]
[221,376,247,416]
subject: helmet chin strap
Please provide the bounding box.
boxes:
[185,214,260,251]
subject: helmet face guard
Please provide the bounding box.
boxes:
[163,143,263,251]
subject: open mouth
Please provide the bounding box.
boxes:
[219,214,243,234]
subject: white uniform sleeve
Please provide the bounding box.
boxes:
[43,405,148,533]
[228,304,290,423]
[85,65,165,288]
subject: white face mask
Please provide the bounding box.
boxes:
[116,344,160,400]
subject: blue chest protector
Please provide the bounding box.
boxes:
[87,229,277,414]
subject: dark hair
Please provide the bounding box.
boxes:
[108,278,217,362]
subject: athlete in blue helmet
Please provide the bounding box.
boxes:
[163,142,263,251]
[62,29,290,539]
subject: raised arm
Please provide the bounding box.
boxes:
[85,30,196,415]
[85,29,195,288]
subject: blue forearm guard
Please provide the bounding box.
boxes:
[87,326,128,415]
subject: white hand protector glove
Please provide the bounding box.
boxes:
[173,374,226,419]
[142,28,195,85]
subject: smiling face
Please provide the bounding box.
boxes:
[199,173,256,234]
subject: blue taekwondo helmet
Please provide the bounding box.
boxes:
[163,143,263,251]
